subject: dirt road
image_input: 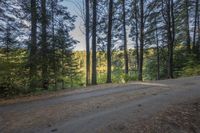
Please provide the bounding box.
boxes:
[0,76,200,133]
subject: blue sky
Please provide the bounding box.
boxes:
[63,0,85,51]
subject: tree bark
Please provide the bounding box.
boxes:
[51,0,57,88]
[41,0,48,89]
[85,0,90,85]
[106,0,113,83]
[193,0,199,52]
[134,1,139,78]
[197,5,200,58]
[166,0,174,79]
[30,0,37,89]
[185,0,191,52]
[122,0,129,75]
[138,0,144,81]
[92,0,97,85]
[155,17,160,80]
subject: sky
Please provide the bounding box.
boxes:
[62,0,133,51]
[63,0,86,51]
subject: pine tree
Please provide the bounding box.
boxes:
[54,17,78,88]
[0,22,18,97]
[65,52,81,87]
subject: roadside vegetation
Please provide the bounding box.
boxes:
[1,48,199,98]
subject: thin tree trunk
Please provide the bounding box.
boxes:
[193,0,199,52]
[5,23,9,63]
[5,22,11,88]
[155,17,160,80]
[41,0,48,89]
[122,0,129,75]
[106,0,113,83]
[30,0,37,89]
[70,76,73,88]
[166,0,174,79]
[197,8,200,58]
[51,0,57,89]
[85,0,90,85]
[138,0,144,81]
[185,0,191,52]
[134,1,139,78]
[61,41,64,89]
[171,0,175,44]
[92,0,97,85]
[171,0,175,78]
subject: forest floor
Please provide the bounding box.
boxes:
[0,76,200,133]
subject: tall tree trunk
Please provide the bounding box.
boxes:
[197,7,200,58]
[138,0,144,81]
[85,0,90,85]
[193,0,199,53]
[92,0,97,85]
[171,0,175,78]
[30,0,37,89]
[134,1,139,78]
[106,0,113,83]
[5,22,10,63]
[51,0,57,88]
[61,33,65,89]
[166,0,174,79]
[41,0,48,89]
[122,0,129,75]
[5,22,11,88]
[155,17,160,80]
[171,0,175,44]
[185,0,191,52]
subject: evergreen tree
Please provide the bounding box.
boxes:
[55,21,78,88]
[65,52,81,87]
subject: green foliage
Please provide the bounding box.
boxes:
[0,48,84,97]
[173,46,200,77]
[0,49,28,98]
[180,54,200,76]
[144,48,168,80]
[181,64,200,76]
[122,74,131,83]
[0,77,18,98]
[144,58,157,80]
[97,73,107,84]
[143,46,200,80]
[0,46,200,98]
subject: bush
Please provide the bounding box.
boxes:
[181,64,200,77]
[0,81,19,98]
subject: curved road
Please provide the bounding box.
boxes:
[0,76,200,133]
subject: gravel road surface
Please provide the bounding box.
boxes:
[0,76,200,133]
